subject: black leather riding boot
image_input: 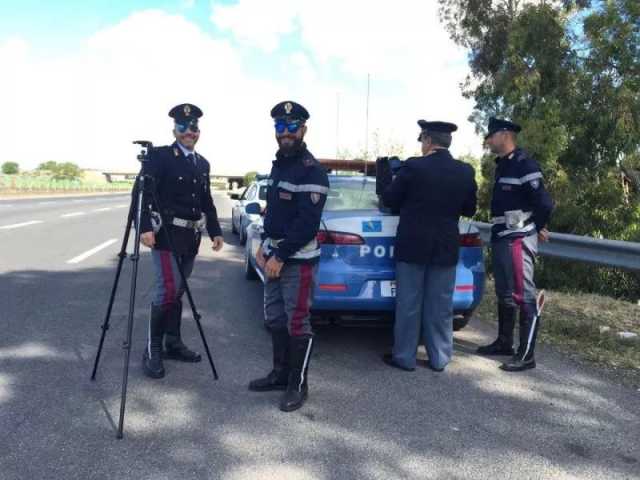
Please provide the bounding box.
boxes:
[143,305,166,379]
[280,336,313,412]
[501,303,539,372]
[249,328,290,391]
[477,303,516,356]
[163,301,201,363]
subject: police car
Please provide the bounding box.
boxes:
[243,168,485,331]
[229,176,268,245]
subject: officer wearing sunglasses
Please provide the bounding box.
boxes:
[138,103,224,379]
[248,101,329,413]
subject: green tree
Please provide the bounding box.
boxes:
[52,162,82,180]
[439,0,640,298]
[1,162,19,174]
[243,171,258,185]
[37,161,58,171]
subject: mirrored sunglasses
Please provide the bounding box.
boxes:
[275,121,302,135]
[175,122,200,134]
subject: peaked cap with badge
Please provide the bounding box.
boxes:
[169,103,203,125]
[485,117,521,140]
[417,120,458,141]
[270,101,310,122]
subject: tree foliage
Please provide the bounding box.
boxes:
[439,0,640,298]
[1,162,19,174]
[36,161,82,180]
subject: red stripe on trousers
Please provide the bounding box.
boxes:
[511,238,524,306]
[159,250,177,308]
[291,264,313,337]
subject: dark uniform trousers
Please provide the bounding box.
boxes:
[382,149,478,371]
[486,148,553,365]
[264,262,317,338]
[138,143,222,376]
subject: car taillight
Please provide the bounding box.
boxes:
[459,233,483,247]
[317,230,365,245]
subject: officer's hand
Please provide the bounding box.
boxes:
[140,231,155,248]
[265,256,284,279]
[211,236,224,252]
[538,228,550,243]
[256,246,266,269]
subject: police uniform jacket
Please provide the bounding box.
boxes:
[140,142,222,255]
[490,147,553,242]
[382,149,477,266]
[262,144,330,263]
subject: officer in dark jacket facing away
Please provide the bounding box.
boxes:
[139,103,224,379]
[381,120,477,372]
[248,101,329,412]
[476,117,553,372]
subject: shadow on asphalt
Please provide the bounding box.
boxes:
[1,223,639,480]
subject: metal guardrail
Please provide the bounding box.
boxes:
[471,221,640,271]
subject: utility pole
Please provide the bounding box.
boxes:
[336,92,340,158]
[365,73,370,161]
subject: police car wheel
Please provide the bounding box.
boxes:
[453,312,472,331]
[239,221,247,245]
[231,213,238,234]
[244,249,258,281]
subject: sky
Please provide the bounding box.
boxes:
[0,0,484,176]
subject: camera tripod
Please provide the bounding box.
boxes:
[90,140,218,439]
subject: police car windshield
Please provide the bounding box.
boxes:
[259,186,267,200]
[325,177,378,211]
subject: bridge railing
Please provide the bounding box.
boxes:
[471,222,640,271]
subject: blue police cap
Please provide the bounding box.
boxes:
[169,103,203,124]
[485,117,521,139]
[270,101,310,122]
[417,120,458,141]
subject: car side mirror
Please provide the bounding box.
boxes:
[229,192,240,200]
[245,202,261,215]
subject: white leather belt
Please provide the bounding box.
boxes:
[491,210,533,229]
[263,237,320,259]
[171,215,206,232]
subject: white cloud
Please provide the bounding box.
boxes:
[0,4,484,177]
[211,0,483,159]
[0,10,282,174]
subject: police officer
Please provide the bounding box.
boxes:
[248,101,329,412]
[381,120,478,372]
[139,103,224,379]
[476,117,553,372]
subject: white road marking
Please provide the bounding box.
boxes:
[93,207,112,212]
[0,220,44,230]
[38,201,54,205]
[0,204,15,208]
[113,204,128,209]
[71,199,88,203]
[66,238,118,264]
[60,212,86,218]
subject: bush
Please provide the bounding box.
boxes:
[243,171,258,186]
[1,162,19,174]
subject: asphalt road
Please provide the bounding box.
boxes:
[1,192,639,480]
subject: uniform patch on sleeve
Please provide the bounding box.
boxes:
[530,179,540,190]
[310,192,321,204]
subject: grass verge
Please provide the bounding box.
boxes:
[476,279,640,387]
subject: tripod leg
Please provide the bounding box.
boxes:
[117,176,145,439]
[182,283,218,379]
[91,206,134,380]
